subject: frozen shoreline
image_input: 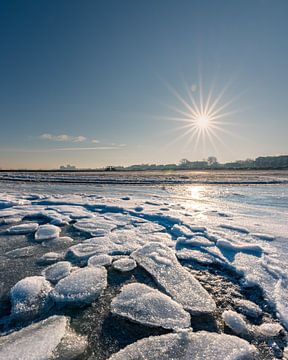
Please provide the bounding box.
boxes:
[0,179,287,359]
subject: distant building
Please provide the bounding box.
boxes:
[104,166,117,171]
[59,164,77,170]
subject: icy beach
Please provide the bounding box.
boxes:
[0,171,287,359]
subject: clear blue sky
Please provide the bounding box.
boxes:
[0,0,287,169]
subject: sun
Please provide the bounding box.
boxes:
[195,114,210,129]
[159,77,240,154]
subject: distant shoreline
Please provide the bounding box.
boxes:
[0,169,287,186]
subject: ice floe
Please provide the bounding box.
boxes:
[254,323,284,337]
[73,218,116,236]
[176,235,214,248]
[7,222,39,235]
[10,276,52,320]
[88,254,113,267]
[112,257,137,272]
[51,267,107,306]
[111,283,191,330]
[216,238,263,254]
[222,310,249,336]
[220,224,250,234]
[131,243,216,314]
[37,251,64,265]
[171,224,194,237]
[234,299,263,318]
[34,224,61,242]
[251,233,275,241]
[108,330,257,359]
[5,245,37,259]
[0,316,87,360]
[42,261,73,283]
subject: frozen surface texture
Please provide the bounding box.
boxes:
[108,330,257,360]
[111,283,191,330]
[131,243,216,314]
[0,179,287,359]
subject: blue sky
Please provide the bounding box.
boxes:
[0,0,287,169]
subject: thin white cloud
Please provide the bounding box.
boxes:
[40,133,87,142]
[0,146,124,153]
[92,139,99,143]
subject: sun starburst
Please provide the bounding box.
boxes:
[159,77,242,155]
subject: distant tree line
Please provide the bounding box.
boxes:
[105,155,288,171]
[56,155,288,172]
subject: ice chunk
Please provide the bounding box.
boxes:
[131,243,216,314]
[88,254,113,267]
[112,258,137,272]
[0,315,87,360]
[108,330,257,360]
[188,226,207,232]
[222,310,249,336]
[220,224,249,234]
[41,236,73,247]
[251,233,275,241]
[37,251,64,265]
[34,224,61,241]
[171,224,194,237]
[254,323,283,337]
[134,221,166,234]
[65,237,130,265]
[176,236,214,248]
[51,267,107,306]
[5,246,36,259]
[176,249,215,264]
[234,299,263,318]
[7,222,39,234]
[111,283,190,330]
[65,243,100,265]
[216,238,263,254]
[42,261,73,283]
[10,276,52,320]
[73,218,116,236]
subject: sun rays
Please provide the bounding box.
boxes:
[160,77,242,155]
